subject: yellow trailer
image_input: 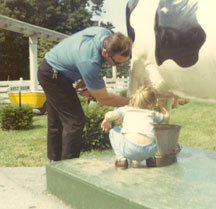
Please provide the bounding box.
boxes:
[8,91,47,114]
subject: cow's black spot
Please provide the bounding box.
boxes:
[154,0,206,68]
[126,0,139,42]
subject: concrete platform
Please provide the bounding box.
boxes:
[46,147,216,209]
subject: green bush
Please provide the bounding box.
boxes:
[81,100,114,152]
[78,94,89,106]
[119,89,128,97]
[0,104,34,130]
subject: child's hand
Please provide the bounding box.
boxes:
[101,119,112,132]
[157,99,170,123]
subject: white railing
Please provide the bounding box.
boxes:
[103,76,129,94]
[0,77,129,104]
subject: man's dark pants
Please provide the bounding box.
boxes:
[38,60,85,161]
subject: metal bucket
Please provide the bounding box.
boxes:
[154,124,181,166]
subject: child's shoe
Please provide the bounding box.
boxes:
[146,157,156,167]
[115,158,128,169]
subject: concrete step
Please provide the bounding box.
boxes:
[46,146,216,209]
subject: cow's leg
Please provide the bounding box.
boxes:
[128,59,147,96]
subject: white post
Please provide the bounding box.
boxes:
[112,66,117,79]
[29,36,38,92]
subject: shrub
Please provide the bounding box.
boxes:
[119,89,128,97]
[0,104,34,130]
[81,101,114,152]
[78,94,89,106]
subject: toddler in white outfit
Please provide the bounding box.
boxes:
[101,85,169,169]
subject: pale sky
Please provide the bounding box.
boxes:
[93,0,129,35]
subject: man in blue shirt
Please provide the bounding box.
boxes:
[38,26,133,162]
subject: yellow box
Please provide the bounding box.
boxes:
[8,92,46,109]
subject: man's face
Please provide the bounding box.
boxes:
[107,54,129,67]
[102,48,129,67]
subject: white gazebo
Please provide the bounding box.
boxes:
[0,15,68,92]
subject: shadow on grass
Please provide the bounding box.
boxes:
[31,125,44,129]
[0,125,44,131]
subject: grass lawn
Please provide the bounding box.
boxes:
[0,115,48,166]
[0,100,216,167]
[171,101,216,151]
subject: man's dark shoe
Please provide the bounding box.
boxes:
[146,157,156,167]
[115,158,128,169]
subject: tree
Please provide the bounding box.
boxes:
[101,60,131,78]
[0,30,29,80]
[0,0,111,80]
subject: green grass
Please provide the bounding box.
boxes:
[0,115,48,166]
[0,100,216,167]
[170,101,216,151]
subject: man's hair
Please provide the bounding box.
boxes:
[129,85,157,109]
[103,32,133,57]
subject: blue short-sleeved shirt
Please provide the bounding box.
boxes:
[45,27,112,90]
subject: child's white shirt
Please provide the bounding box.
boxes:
[116,106,165,139]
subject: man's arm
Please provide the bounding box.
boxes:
[89,87,129,107]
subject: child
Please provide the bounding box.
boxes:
[101,85,169,169]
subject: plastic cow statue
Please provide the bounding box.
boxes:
[126,0,216,102]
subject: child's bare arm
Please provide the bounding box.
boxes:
[101,111,119,132]
[104,111,119,121]
[159,106,170,123]
[158,100,170,123]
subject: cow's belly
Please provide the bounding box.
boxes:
[158,61,216,101]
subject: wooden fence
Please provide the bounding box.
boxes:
[103,77,129,94]
[0,77,129,104]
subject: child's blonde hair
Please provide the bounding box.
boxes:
[129,85,157,109]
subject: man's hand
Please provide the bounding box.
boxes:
[81,90,96,102]
[75,79,86,89]
[75,80,96,102]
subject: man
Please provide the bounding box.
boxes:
[37,26,133,162]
